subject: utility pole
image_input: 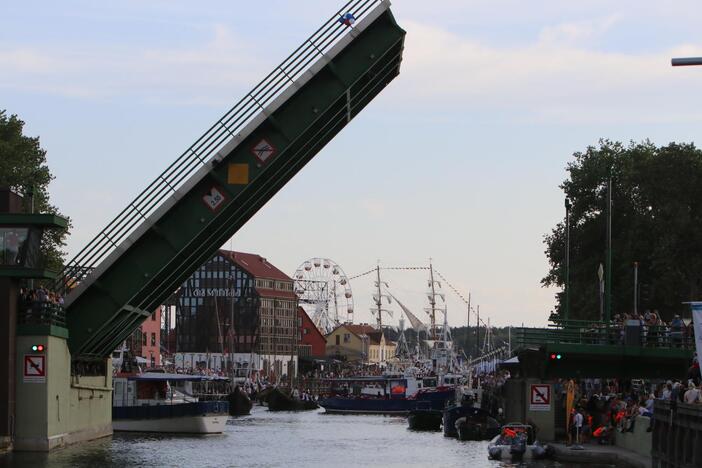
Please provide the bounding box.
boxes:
[466,293,471,358]
[605,169,613,324]
[565,198,571,322]
[476,305,480,357]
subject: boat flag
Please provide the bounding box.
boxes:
[339,13,356,26]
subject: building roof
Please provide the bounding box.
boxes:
[332,323,376,339]
[220,250,292,282]
[297,307,326,342]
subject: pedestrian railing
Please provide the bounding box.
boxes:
[17,300,67,328]
[514,323,695,350]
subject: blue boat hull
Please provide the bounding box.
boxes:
[320,388,454,415]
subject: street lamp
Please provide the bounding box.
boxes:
[564,198,572,322]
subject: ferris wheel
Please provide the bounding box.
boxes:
[293,258,354,334]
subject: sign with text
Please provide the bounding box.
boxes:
[529,384,551,411]
[24,355,46,383]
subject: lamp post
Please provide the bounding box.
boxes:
[564,198,572,322]
[604,169,613,324]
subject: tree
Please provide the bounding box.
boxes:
[0,110,71,272]
[543,139,702,322]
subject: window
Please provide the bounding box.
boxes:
[343,333,351,343]
[335,335,340,345]
[142,332,147,346]
[151,311,156,321]
[151,333,156,346]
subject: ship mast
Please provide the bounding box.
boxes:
[372,264,392,330]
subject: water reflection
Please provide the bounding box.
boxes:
[0,406,612,468]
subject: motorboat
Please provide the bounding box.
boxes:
[265,387,319,411]
[487,423,552,461]
[319,375,454,415]
[113,372,229,434]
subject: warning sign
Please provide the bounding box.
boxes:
[251,139,276,164]
[202,186,226,212]
[24,355,46,383]
[529,384,551,411]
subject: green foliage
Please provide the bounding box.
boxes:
[0,110,71,272]
[543,139,702,321]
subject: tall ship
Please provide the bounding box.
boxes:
[318,264,459,414]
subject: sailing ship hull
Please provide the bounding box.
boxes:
[266,388,319,411]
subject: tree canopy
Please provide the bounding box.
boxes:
[0,110,70,271]
[543,139,702,322]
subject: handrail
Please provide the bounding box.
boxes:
[513,326,695,350]
[55,0,387,295]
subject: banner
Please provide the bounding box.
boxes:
[691,302,702,362]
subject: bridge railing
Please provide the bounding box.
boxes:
[514,323,695,350]
[55,0,389,296]
[17,300,67,328]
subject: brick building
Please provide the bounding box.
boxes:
[174,250,298,381]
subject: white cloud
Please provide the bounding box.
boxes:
[388,20,702,124]
[0,24,267,104]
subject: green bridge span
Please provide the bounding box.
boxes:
[56,0,406,359]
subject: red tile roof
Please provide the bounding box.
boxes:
[342,324,377,338]
[221,250,292,281]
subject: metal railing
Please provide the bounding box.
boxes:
[17,300,67,328]
[514,323,695,350]
[56,0,387,296]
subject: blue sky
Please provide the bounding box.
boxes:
[3,1,702,328]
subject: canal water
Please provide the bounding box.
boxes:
[0,406,612,467]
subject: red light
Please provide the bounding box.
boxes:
[37,345,44,352]
[550,353,556,360]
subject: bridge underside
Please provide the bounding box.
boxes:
[516,344,693,380]
[64,4,406,358]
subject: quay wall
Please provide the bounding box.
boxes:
[614,415,652,458]
[14,335,112,451]
[652,400,702,468]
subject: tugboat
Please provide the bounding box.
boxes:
[487,423,552,461]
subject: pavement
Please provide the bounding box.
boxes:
[550,442,651,468]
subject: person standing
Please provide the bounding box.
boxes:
[573,408,584,445]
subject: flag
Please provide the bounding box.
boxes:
[691,302,702,362]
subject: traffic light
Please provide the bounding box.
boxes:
[549,353,562,361]
[31,344,45,352]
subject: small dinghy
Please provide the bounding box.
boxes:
[487,423,552,461]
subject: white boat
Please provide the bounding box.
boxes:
[113,372,229,434]
[487,423,552,461]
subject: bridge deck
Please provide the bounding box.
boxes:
[59,0,406,357]
[513,323,694,379]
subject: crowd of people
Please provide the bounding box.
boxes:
[19,286,64,306]
[610,310,693,347]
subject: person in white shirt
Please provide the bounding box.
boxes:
[683,382,699,404]
[573,409,584,444]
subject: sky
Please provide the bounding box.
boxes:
[3,0,702,329]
